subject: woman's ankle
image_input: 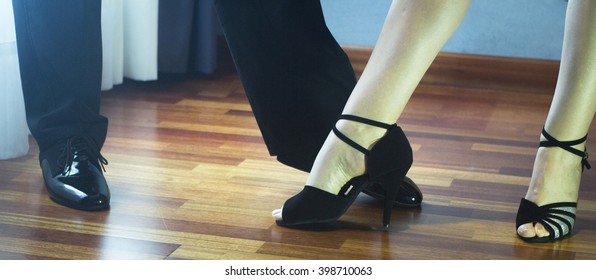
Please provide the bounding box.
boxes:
[525,146,583,205]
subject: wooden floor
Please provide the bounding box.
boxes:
[1,49,595,260]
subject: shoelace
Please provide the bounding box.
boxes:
[57,135,108,175]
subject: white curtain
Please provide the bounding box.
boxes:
[0,0,217,160]
[0,0,29,160]
[0,0,159,159]
[101,0,159,90]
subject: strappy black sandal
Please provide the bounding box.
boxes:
[515,127,590,243]
[276,115,413,228]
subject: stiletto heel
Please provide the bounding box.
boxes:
[515,127,590,243]
[276,114,413,227]
[378,172,400,227]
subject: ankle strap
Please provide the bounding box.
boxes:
[332,114,396,155]
[338,115,395,130]
[540,128,591,170]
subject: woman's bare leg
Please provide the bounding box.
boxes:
[517,0,596,239]
[274,0,471,219]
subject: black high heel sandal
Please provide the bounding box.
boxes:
[276,114,413,228]
[515,127,590,243]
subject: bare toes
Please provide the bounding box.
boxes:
[533,223,550,238]
[272,207,283,221]
[517,223,537,238]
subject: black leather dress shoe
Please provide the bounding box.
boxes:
[40,135,110,211]
[362,176,422,207]
[278,150,423,207]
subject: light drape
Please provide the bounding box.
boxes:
[102,0,218,90]
[1,0,219,159]
[0,0,29,160]
[101,0,159,90]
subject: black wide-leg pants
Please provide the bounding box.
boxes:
[214,0,357,171]
[12,0,107,160]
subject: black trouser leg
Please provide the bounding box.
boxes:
[12,0,107,160]
[214,0,357,171]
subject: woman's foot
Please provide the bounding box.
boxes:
[272,118,390,222]
[516,134,586,239]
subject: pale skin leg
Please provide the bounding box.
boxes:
[273,0,471,220]
[517,0,596,239]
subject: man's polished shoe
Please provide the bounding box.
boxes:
[362,176,422,207]
[277,150,423,207]
[40,135,110,211]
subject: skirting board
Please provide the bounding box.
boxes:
[216,36,560,95]
[343,45,560,95]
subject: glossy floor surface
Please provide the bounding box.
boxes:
[1,51,595,259]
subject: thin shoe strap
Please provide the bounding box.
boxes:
[541,127,591,170]
[332,114,396,156]
[339,115,395,130]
